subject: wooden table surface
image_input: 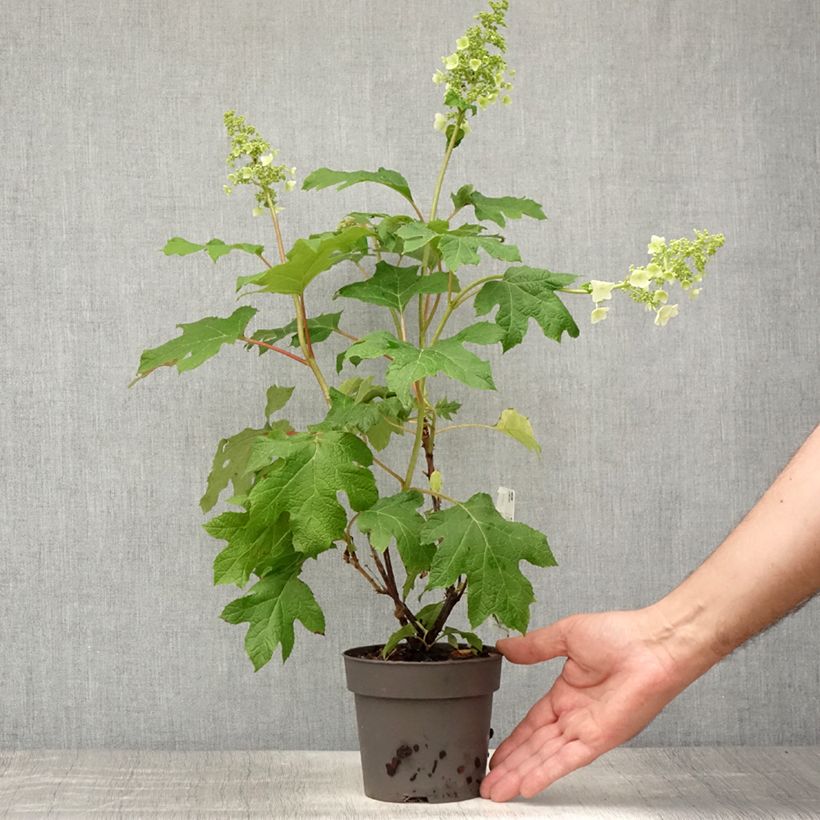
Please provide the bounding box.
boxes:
[0,747,818,818]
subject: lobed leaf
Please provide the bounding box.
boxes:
[302,167,415,205]
[421,493,556,632]
[450,184,546,227]
[163,237,264,262]
[132,306,257,383]
[474,266,580,351]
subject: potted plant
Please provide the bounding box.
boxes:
[132,0,724,804]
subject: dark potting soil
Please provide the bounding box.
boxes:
[350,642,494,662]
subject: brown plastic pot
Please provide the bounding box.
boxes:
[343,644,502,803]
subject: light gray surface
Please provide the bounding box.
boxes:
[1,0,818,751]
[1,749,818,818]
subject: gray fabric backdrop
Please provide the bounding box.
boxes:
[2,0,818,751]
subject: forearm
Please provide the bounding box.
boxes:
[648,424,820,683]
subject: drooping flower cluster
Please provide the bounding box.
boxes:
[223,110,296,214]
[433,0,514,138]
[587,230,726,326]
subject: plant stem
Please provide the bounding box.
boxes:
[342,540,386,595]
[425,579,467,646]
[430,273,504,344]
[411,485,462,507]
[436,422,497,435]
[240,336,309,365]
[373,456,404,484]
[430,112,464,224]
[403,380,427,489]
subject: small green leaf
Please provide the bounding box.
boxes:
[341,331,497,403]
[421,493,556,632]
[451,185,547,227]
[335,261,451,312]
[237,226,369,294]
[442,626,484,652]
[247,431,377,556]
[302,167,415,205]
[163,237,264,261]
[248,312,342,351]
[221,561,324,668]
[265,385,294,420]
[434,398,461,420]
[495,408,541,453]
[316,388,407,451]
[395,221,439,253]
[356,491,434,592]
[133,306,256,384]
[382,623,417,657]
[438,231,521,272]
[474,266,580,351]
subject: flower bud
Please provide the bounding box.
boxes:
[591,306,610,324]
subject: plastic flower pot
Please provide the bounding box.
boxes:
[343,644,502,803]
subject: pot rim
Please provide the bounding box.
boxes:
[343,643,502,667]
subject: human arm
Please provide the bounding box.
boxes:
[480,424,820,802]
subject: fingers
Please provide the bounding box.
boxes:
[496,616,574,665]
[481,729,566,802]
[489,692,557,770]
[519,739,597,798]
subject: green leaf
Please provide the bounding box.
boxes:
[438,231,521,272]
[335,261,451,312]
[237,226,369,294]
[163,237,264,261]
[247,431,377,555]
[395,221,439,253]
[133,306,256,384]
[200,422,291,513]
[264,385,294,420]
[494,408,541,454]
[382,623,417,657]
[248,312,342,352]
[221,559,324,668]
[421,493,556,632]
[442,626,484,652]
[341,331,497,403]
[434,398,462,420]
[205,510,293,588]
[317,388,407,451]
[356,491,434,593]
[302,167,416,205]
[474,266,580,351]
[451,185,547,227]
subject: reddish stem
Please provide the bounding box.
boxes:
[241,336,309,365]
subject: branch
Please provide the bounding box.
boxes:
[425,579,467,646]
[240,336,309,365]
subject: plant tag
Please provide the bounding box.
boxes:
[495,486,515,521]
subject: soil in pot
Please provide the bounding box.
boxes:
[344,643,502,803]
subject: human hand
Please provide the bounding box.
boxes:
[480,607,705,802]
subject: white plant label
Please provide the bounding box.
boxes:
[496,486,516,521]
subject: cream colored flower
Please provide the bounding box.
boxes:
[433,113,448,132]
[629,267,651,289]
[589,280,616,302]
[469,58,482,71]
[655,304,679,326]
[445,53,460,70]
[260,153,273,167]
[688,288,701,300]
[654,289,668,305]
[648,235,666,255]
[456,36,470,50]
[252,206,264,217]
[591,306,610,324]
[285,179,296,192]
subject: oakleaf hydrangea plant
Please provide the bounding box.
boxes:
[133,0,724,670]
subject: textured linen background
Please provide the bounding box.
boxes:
[1,0,818,750]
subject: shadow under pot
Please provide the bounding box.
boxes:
[343,644,502,803]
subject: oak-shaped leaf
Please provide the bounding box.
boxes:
[450,184,546,227]
[421,492,556,632]
[220,544,324,668]
[246,430,377,556]
[316,387,407,451]
[200,421,290,513]
[335,260,452,312]
[474,266,580,351]
[163,237,264,262]
[236,226,369,294]
[132,306,257,384]
[247,312,342,352]
[204,510,292,588]
[355,491,434,594]
[341,324,501,403]
[302,167,415,206]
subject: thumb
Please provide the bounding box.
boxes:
[496,616,575,665]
